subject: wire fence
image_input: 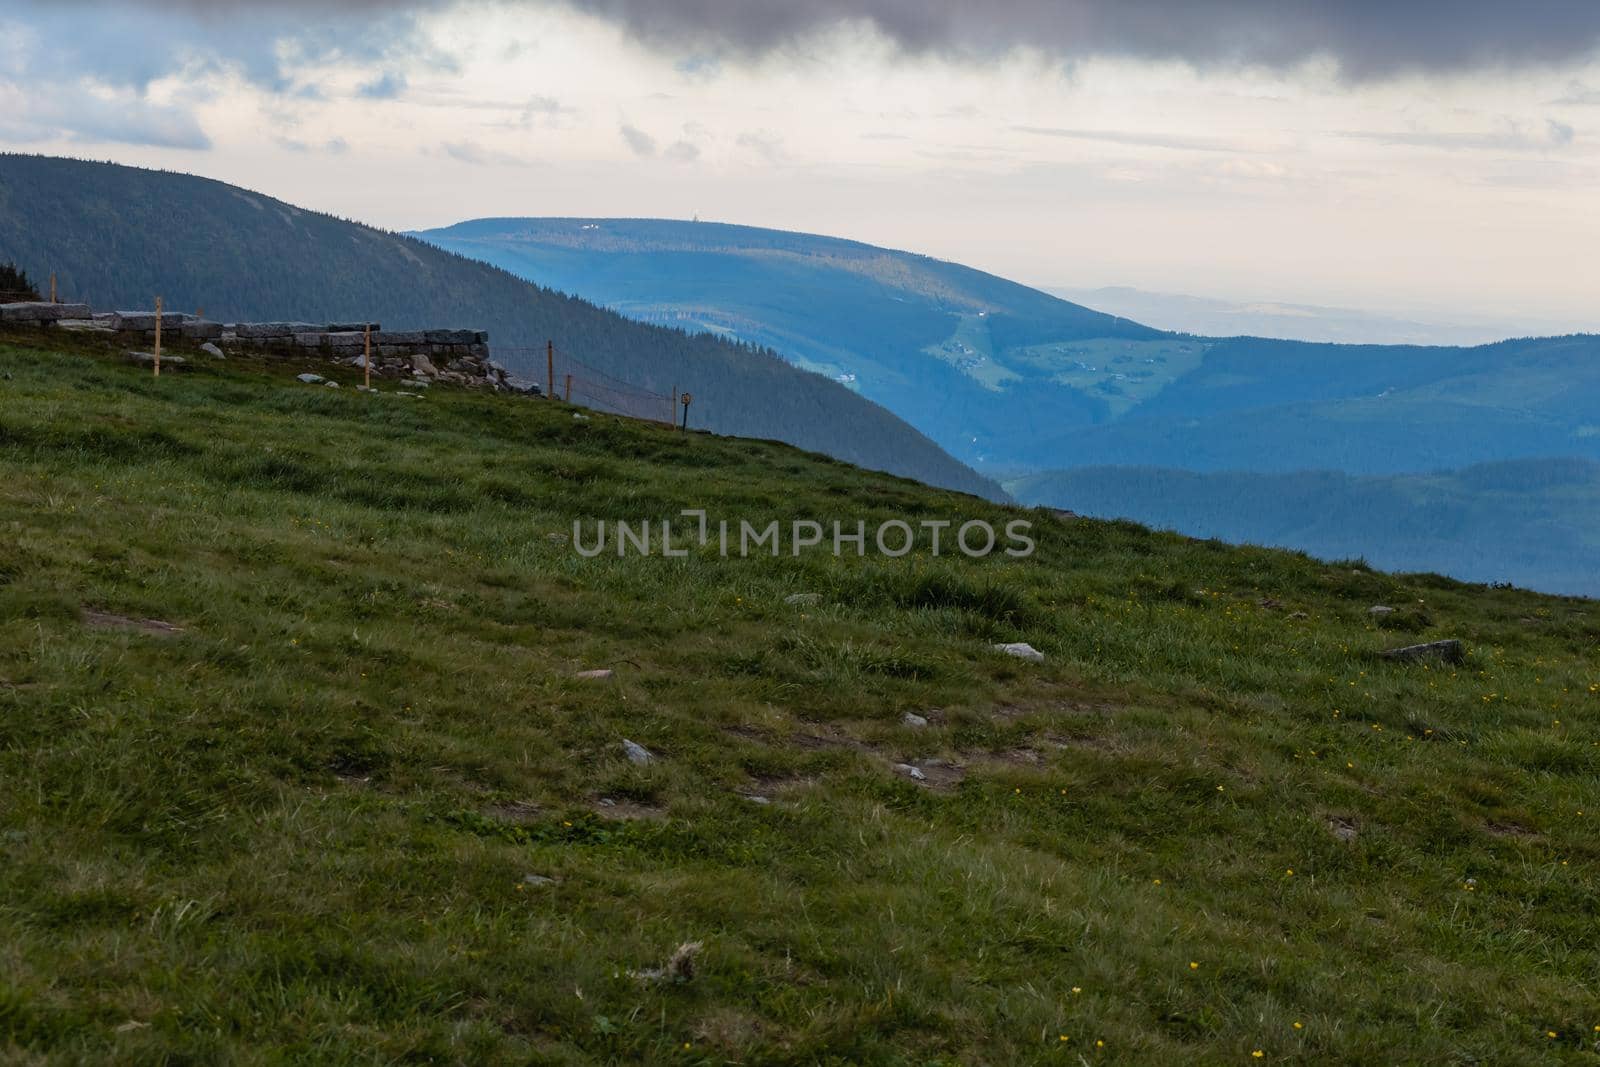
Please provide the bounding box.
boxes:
[496,343,683,426]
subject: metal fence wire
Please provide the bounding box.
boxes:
[498,344,680,425]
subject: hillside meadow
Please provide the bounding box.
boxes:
[2,329,1599,1064]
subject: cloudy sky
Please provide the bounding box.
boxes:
[3,1,1598,332]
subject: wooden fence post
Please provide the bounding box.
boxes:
[364,324,372,389]
[669,383,676,426]
[49,273,57,304]
[153,296,162,378]
[547,340,554,399]
[564,373,572,403]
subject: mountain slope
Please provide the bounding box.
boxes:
[411,217,1167,468]
[1010,459,1600,597]
[0,155,999,500]
[5,333,1600,1063]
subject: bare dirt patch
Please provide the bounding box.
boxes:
[83,609,183,636]
[593,797,665,820]
[487,801,542,824]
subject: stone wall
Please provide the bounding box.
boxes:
[0,301,534,393]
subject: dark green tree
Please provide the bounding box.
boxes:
[0,261,39,301]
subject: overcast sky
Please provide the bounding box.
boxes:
[3,1,1598,331]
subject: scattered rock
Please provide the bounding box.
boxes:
[622,739,655,765]
[1368,606,1395,616]
[410,353,439,377]
[902,712,929,729]
[572,413,591,422]
[784,592,822,606]
[740,793,771,805]
[1378,639,1465,666]
[324,380,340,389]
[893,762,927,781]
[200,342,225,358]
[296,373,326,384]
[401,379,431,389]
[993,642,1045,663]
[1326,816,1359,842]
[356,385,377,393]
[630,941,702,984]
[1288,611,1310,620]
[575,668,614,680]
[522,873,556,887]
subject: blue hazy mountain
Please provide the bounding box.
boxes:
[412,218,1600,479]
[410,217,1165,469]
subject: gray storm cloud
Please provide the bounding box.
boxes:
[45,0,1600,79]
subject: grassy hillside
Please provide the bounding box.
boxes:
[0,154,999,501]
[1010,460,1600,598]
[4,329,1600,1064]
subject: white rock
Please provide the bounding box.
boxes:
[622,739,654,765]
[993,642,1045,663]
[200,342,224,359]
[296,373,325,384]
[893,763,927,781]
[784,593,822,606]
[902,712,929,729]
[575,668,613,680]
[1369,606,1395,616]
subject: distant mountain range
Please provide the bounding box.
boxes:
[413,216,1600,595]
[411,218,1600,477]
[0,156,999,500]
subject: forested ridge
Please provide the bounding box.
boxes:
[0,154,1000,500]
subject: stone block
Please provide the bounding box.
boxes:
[233,322,318,339]
[0,302,92,322]
[179,320,224,340]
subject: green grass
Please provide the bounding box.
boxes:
[2,330,1599,1065]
